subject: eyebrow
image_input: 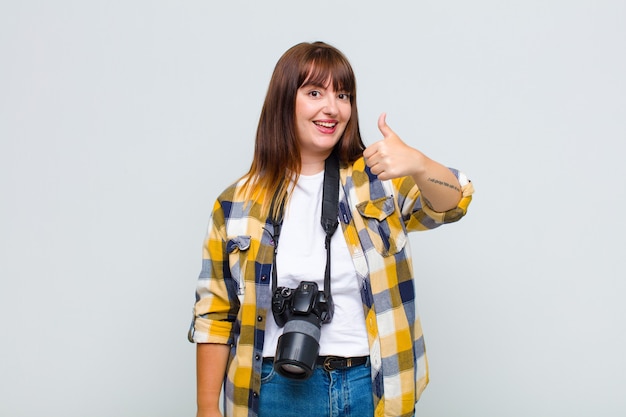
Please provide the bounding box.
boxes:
[300,82,348,92]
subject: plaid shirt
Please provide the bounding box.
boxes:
[189,157,473,417]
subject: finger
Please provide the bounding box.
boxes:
[363,141,377,160]
[377,112,393,138]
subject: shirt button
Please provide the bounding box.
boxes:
[255,354,261,361]
[261,275,267,281]
[253,391,259,398]
[257,315,263,322]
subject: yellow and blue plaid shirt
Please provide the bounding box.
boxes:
[189,157,473,417]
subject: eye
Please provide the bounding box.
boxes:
[308,90,321,98]
[338,92,351,101]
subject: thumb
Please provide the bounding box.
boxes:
[378,112,393,138]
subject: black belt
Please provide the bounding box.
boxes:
[316,356,369,371]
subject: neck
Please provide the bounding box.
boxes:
[300,160,325,175]
[300,150,333,175]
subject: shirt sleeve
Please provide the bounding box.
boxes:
[188,198,240,345]
[395,168,474,232]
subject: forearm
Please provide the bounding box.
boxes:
[197,343,230,416]
[410,151,462,212]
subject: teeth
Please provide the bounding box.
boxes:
[314,121,336,128]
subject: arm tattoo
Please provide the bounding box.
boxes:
[426,177,461,193]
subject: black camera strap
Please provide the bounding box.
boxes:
[320,149,340,299]
[269,149,340,299]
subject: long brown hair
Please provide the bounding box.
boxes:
[241,41,365,217]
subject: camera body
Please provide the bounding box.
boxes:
[272,281,333,327]
[271,281,334,379]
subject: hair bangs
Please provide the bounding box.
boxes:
[299,52,355,95]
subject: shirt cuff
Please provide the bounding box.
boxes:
[188,317,233,344]
[421,171,473,224]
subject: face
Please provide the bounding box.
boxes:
[294,82,351,163]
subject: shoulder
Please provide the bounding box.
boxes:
[212,176,269,223]
[342,156,405,194]
[208,178,247,220]
[215,178,245,204]
[341,156,374,184]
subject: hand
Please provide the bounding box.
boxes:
[363,113,424,180]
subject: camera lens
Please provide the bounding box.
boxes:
[273,316,321,379]
[278,363,306,375]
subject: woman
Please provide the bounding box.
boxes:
[189,41,473,417]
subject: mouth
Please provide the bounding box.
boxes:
[313,121,338,128]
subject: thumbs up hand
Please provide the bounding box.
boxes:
[363,113,424,181]
[363,113,463,211]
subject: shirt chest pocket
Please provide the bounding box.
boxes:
[356,196,407,257]
[226,235,251,296]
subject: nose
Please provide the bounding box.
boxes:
[323,96,338,116]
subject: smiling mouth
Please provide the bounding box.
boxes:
[313,121,337,128]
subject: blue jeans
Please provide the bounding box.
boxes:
[258,358,374,417]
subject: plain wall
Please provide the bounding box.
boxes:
[1,1,625,416]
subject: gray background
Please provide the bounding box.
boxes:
[1,1,625,416]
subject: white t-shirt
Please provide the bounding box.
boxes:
[262,171,370,358]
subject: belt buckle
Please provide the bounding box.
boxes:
[323,356,350,371]
[323,356,337,371]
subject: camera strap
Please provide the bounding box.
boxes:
[320,149,340,299]
[269,148,340,298]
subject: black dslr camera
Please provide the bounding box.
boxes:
[271,281,334,379]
